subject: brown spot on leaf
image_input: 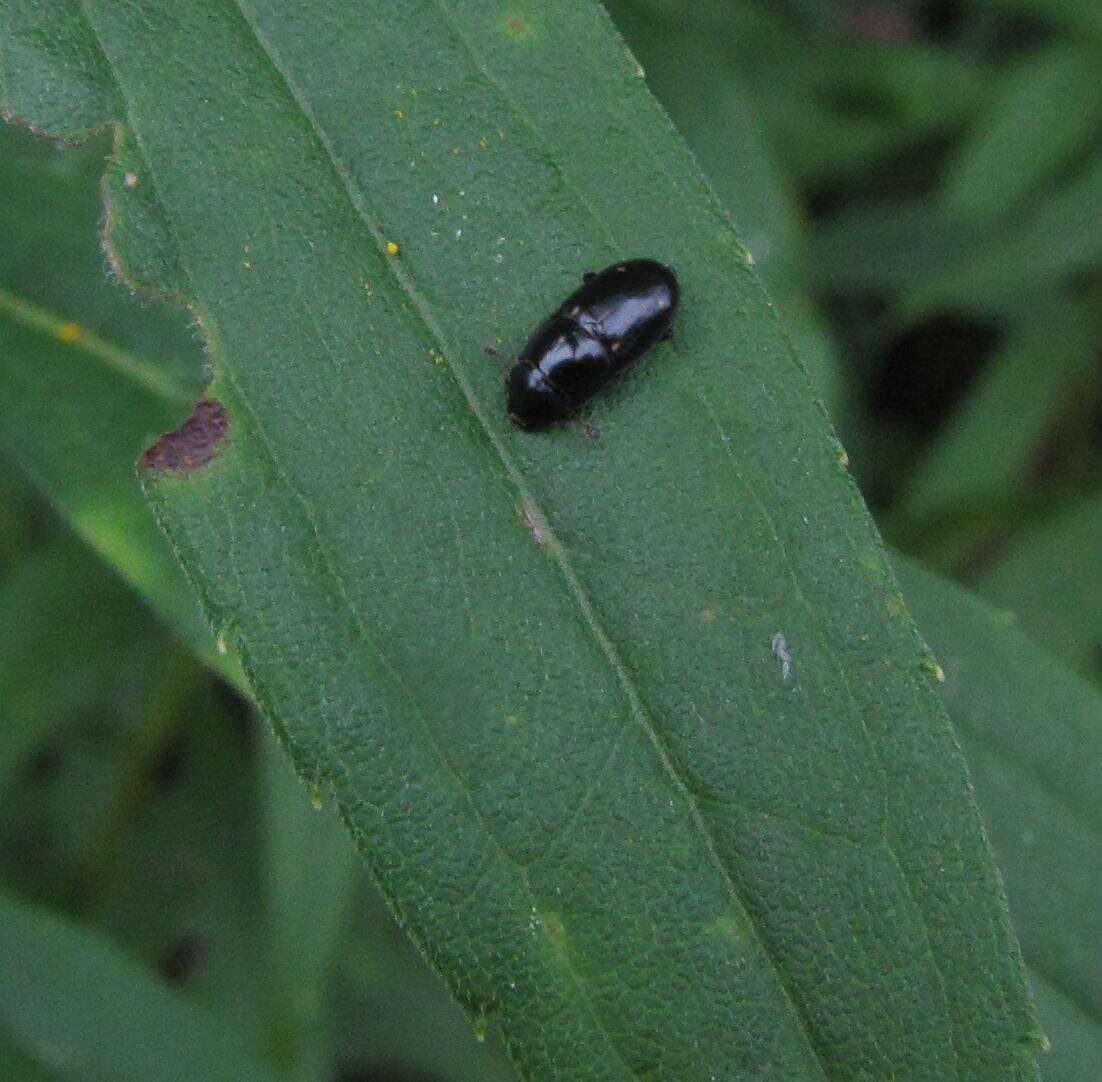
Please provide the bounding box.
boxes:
[141,399,229,473]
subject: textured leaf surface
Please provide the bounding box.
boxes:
[0,121,238,679]
[0,115,507,1079]
[604,0,841,418]
[898,557,1102,1079]
[2,1,1038,1077]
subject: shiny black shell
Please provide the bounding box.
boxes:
[506,259,679,428]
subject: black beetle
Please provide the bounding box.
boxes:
[506,259,679,429]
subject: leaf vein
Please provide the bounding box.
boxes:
[227,0,832,1073]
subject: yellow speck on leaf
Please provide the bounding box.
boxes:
[479,136,489,149]
[921,657,947,683]
[242,260,252,269]
[56,322,82,343]
[386,241,400,256]
[394,108,405,119]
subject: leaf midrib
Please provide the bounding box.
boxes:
[80,0,983,1073]
[0,282,190,403]
[226,0,833,1072]
[80,7,651,1075]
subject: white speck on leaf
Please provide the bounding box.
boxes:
[520,502,547,546]
[772,632,794,684]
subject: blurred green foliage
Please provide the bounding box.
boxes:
[0,1,1099,1079]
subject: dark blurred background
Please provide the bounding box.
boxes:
[0,1,1099,1079]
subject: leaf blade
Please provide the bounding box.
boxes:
[897,556,1102,1078]
[7,0,1039,1076]
[0,889,280,1082]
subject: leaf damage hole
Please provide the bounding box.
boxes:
[141,399,229,473]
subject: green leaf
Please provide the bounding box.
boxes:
[893,294,1100,532]
[3,1,1038,1077]
[0,120,239,682]
[605,1,842,417]
[977,491,1102,679]
[806,198,984,295]
[259,729,356,1080]
[608,1,991,186]
[896,556,1102,1079]
[0,465,35,567]
[0,0,119,137]
[1030,973,1102,1082]
[605,1,802,291]
[0,533,164,783]
[82,676,273,1052]
[809,149,1102,320]
[332,876,519,1080]
[0,104,513,1082]
[985,0,1102,43]
[912,153,1102,314]
[0,888,280,1082]
[941,45,1102,225]
[0,1031,56,1082]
